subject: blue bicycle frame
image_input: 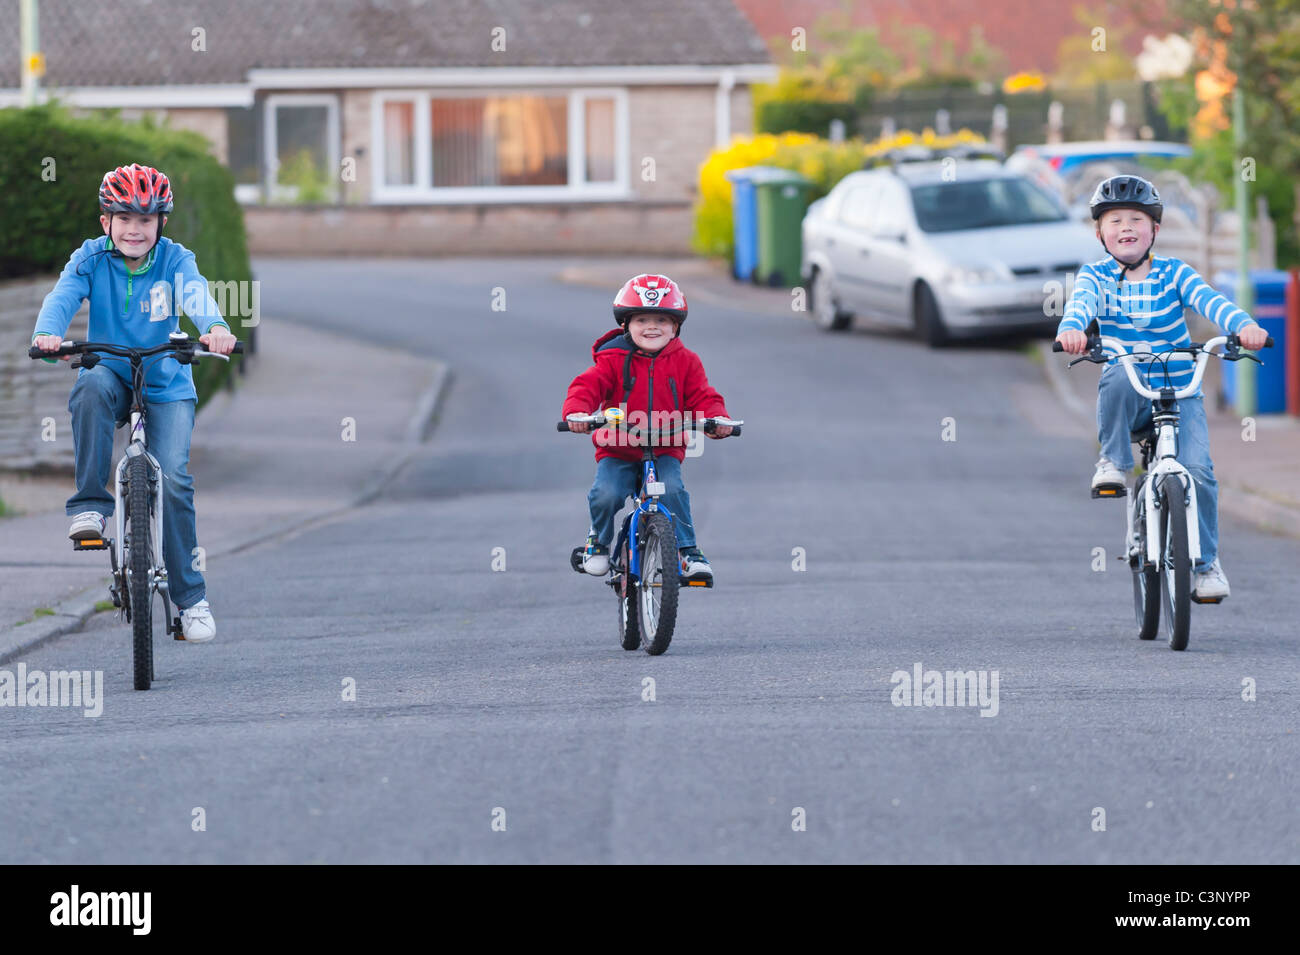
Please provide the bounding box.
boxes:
[614,453,676,581]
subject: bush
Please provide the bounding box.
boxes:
[753,69,871,136]
[0,103,252,407]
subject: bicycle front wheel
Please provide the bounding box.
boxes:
[616,538,640,651]
[1159,476,1191,651]
[637,512,680,656]
[127,454,155,689]
[1131,484,1159,640]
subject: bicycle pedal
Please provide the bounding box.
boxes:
[1191,593,1224,605]
[570,546,585,573]
[73,537,109,550]
[1091,484,1127,498]
[171,616,186,640]
[680,574,713,588]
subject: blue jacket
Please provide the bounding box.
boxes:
[33,236,230,402]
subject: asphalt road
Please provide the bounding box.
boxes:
[2,257,1296,863]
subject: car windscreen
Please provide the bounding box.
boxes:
[909,177,1068,233]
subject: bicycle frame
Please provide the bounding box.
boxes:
[1102,334,1224,567]
[622,452,675,581]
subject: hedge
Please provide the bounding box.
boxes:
[0,103,252,407]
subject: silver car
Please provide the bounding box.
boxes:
[801,159,1101,345]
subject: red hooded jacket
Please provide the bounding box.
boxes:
[561,329,729,463]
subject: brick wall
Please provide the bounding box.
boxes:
[0,278,87,473]
[164,108,230,163]
[627,86,717,204]
[340,90,371,204]
[243,201,695,256]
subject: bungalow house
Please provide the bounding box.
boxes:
[0,0,775,254]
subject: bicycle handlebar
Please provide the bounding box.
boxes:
[1052,333,1272,401]
[29,338,244,363]
[558,414,743,438]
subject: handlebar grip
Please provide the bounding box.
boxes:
[1051,342,1063,352]
[556,422,571,432]
[730,424,742,437]
[29,344,75,359]
[1264,336,1274,348]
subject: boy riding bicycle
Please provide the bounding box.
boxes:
[562,274,732,584]
[1055,174,1269,600]
[31,164,237,641]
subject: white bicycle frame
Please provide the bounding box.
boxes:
[1103,334,1227,567]
[113,409,168,598]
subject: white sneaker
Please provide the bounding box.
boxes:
[1194,560,1230,600]
[1091,457,1127,491]
[181,600,216,643]
[68,511,108,540]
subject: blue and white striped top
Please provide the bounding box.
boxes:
[1058,255,1254,394]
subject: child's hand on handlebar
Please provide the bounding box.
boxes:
[33,335,71,361]
[1238,323,1270,351]
[200,326,238,356]
[708,424,733,439]
[1056,329,1089,355]
[568,420,591,434]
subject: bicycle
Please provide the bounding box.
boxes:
[1053,332,1271,650]
[29,332,243,689]
[557,408,743,655]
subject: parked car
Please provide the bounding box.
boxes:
[1005,140,1193,207]
[802,159,1102,345]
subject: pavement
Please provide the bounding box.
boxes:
[0,316,447,660]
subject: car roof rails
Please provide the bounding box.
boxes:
[863,142,1005,172]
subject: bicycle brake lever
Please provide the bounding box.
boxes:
[1067,355,1093,368]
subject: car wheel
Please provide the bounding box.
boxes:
[913,283,950,348]
[810,268,852,332]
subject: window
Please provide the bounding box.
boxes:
[264,95,340,203]
[371,88,627,202]
[431,95,567,187]
[583,97,616,183]
[910,176,1068,233]
[873,182,911,237]
[383,101,416,187]
[226,106,260,194]
[839,182,880,230]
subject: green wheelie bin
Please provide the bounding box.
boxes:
[752,168,814,288]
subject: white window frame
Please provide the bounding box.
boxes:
[264,93,340,203]
[370,87,629,203]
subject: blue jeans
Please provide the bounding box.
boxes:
[1097,363,1219,572]
[67,364,206,609]
[587,455,696,550]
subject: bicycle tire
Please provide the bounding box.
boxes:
[1131,481,1160,640]
[1159,476,1191,651]
[127,454,154,689]
[637,512,679,656]
[617,539,640,651]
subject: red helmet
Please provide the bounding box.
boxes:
[99,164,174,215]
[612,274,688,329]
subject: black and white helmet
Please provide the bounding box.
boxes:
[1089,175,1163,223]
